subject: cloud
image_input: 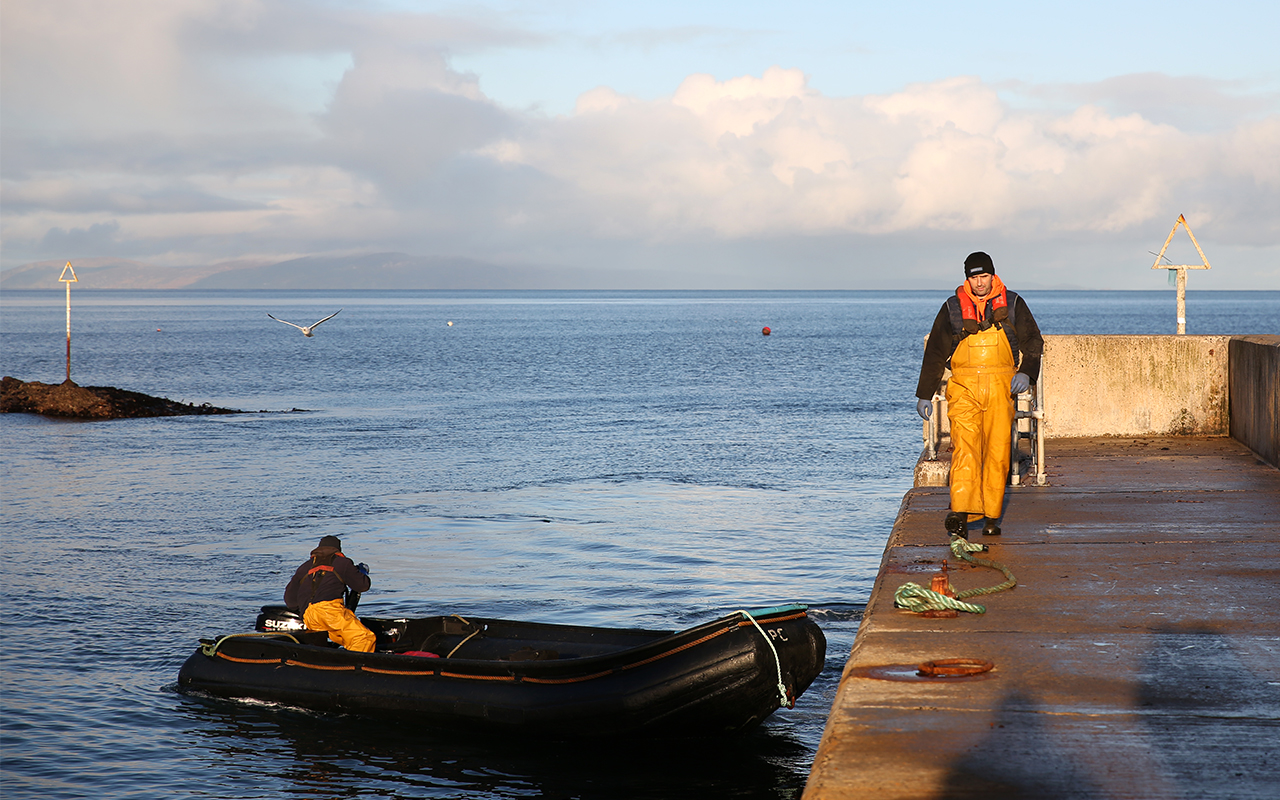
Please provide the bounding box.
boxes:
[1018,73,1280,133]
[1,1,1276,286]
[493,69,1277,244]
[4,177,264,214]
[317,48,515,198]
[40,220,122,252]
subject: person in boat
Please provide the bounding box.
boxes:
[284,535,375,652]
[915,252,1043,538]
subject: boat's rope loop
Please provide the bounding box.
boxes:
[893,535,1018,615]
[735,610,792,709]
[201,632,299,657]
[446,614,484,659]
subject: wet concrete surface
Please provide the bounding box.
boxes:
[804,437,1280,800]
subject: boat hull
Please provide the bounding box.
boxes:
[178,605,825,737]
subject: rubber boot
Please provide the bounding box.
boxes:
[945,511,968,539]
[982,517,1001,536]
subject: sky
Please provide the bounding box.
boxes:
[2,0,1278,289]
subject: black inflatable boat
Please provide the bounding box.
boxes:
[177,603,825,737]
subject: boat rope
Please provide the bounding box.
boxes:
[893,535,1018,615]
[446,614,483,659]
[201,632,299,657]
[735,610,792,709]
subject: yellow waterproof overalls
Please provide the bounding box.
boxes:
[946,323,1017,523]
[304,598,376,652]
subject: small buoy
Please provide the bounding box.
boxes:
[761,326,771,336]
[156,328,162,332]
[447,321,453,327]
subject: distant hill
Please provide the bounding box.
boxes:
[185,253,560,290]
[1,253,602,290]
[0,258,249,290]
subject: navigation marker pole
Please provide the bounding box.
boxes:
[1149,214,1211,335]
[59,261,78,383]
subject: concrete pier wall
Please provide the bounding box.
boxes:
[1041,335,1230,438]
[1228,335,1280,468]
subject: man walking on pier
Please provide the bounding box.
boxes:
[915,252,1043,537]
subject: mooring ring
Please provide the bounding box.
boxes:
[917,658,995,677]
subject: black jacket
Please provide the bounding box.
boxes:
[915,291,1043,400]
[284,546,371,612]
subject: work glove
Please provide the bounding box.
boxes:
[356,562,370,577]
[1010,373,1030,395]
[916,398,932,420]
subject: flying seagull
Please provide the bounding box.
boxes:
[267,309,342,337]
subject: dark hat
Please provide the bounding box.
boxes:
[318,535,342,550]
[964,251,995,278]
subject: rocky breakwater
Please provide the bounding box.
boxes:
[1,377,240,420]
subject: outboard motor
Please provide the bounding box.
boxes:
[256,605,306,633]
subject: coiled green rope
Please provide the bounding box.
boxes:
[893,535,1018,615]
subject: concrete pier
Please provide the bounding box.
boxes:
[806,333,1280,798]
[804,435,1280,799]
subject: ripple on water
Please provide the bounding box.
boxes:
[1,290,956,800]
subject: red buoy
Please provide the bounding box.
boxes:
[762,326,771,336]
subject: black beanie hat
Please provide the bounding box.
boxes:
[318,535,342,550]
[964,251,995,278]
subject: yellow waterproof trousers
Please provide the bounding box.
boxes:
[946,325,1016,523]
[303,598,376,652]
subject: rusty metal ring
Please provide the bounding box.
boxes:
[917,658,994,677]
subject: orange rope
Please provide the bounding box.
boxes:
[361,666,439,676]
[619,626,734,671]
[521,669,616,684]
[216,653,282,665]
[285,660,357,671]
[438,671,516,682]
[735,610,808,627]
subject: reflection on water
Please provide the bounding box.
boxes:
[175,687,822,800]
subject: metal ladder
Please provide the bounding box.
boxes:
[1009,380,1047,486]
[921,376,1047,486]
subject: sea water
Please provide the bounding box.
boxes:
[2,289,1276,800]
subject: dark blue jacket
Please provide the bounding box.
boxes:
[283,546,371,612]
